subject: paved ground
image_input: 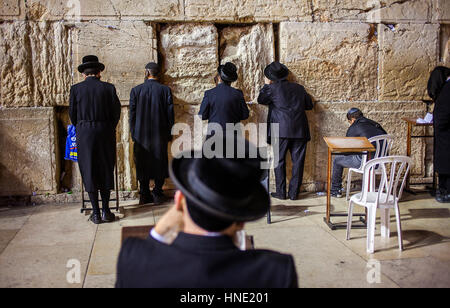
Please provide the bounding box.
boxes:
[0,191,449,288]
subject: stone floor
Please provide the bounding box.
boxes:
[0,191,449,288]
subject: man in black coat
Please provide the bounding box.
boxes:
[330,108,387,197]
[258,62,313,200]
[428,66,450,203]
[69,55,121,224]
[130,63,175,205]
[116,139,298,288]
[198,62,249,138]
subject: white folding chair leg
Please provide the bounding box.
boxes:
[346,170,353,201]
[346,200,354,240]
[367,206,377,254]
[380,208,390,239]
[394,203,404,251]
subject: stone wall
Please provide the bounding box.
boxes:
[0,0,448,197]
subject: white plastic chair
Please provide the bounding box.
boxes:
[346,156,412,254]
[346,134,394,201]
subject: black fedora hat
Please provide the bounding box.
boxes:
[169,149,270,223]
[77,55,105,73]
[218,62,238,83]
[264,61,289,81]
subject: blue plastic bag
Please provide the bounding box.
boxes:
[64,125,78,162]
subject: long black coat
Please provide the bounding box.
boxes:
[129,79,174,180]
[198,83,249,134]
[116,232,298,288]
[434,81,450,174]
[258,80,313,142]
[69,77,121,192]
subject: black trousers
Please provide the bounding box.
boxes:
[274,138,308,199]
[439,173,450,192]
[134,143,166,196]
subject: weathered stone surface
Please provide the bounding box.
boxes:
[219,23,275,104]
[72,21,157,103]
[185,0,312,22]
[312,0,430,23]
[280,22,378,102]
[433,0,450,24]
[25,0,183,20]
[0,21,72,107]
[160,23,218,106]
[0,108,58,196]
[441,25,450,67]
[0,0,20,16]
[378,23,439,101]
[116,107,136,191]
[365,0,431,23]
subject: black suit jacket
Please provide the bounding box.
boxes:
[129,79,175,151]
[258,81,313,141]
[199,83,249,133]
[69,77,121,192]
[116,232,298,288]
[346,117,387,139]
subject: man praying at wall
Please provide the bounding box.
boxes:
[258,62,314,201]
[330,108,387,198]
[129,62,175,205]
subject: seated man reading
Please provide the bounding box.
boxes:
[331,108,387,198]
[116,143,298,288]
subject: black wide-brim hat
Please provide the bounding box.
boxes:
[264,61,289,81]
[78,55,105,73]
[218,62,238,83]
[169,152,270,222]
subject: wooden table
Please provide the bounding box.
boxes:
[323,137,376,230]
[402,117,435,194]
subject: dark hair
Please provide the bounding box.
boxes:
[186,198,233,232]
[427,66,450,101]
[146,67,159,79]
[347,108,363,121]
[83,68,100,76]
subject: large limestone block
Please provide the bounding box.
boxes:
[365,0,431,23]
[311,102,427,184]
[185,0,312,22]
[24,0,183,21]
[160,23,218,106]
[72,21,157,103]
[219,24,275,104]
[0,108,58,196]
[0,21,72,107]
[0,0,20,16]
[378,23,439,102]
[280,22,378,102]
[433,0,450,24]
[312,0,430,23]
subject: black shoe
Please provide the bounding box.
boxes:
[271,192,286,200]
[331,190,343,198]
[436,193,450,203]
[102,211,116,223]
[89,213,102,225]
[139,193,154,205]
[152,192,166,205]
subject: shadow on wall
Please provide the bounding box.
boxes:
[0,134,36,198]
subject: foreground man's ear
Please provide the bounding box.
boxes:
[174,190,185,212]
